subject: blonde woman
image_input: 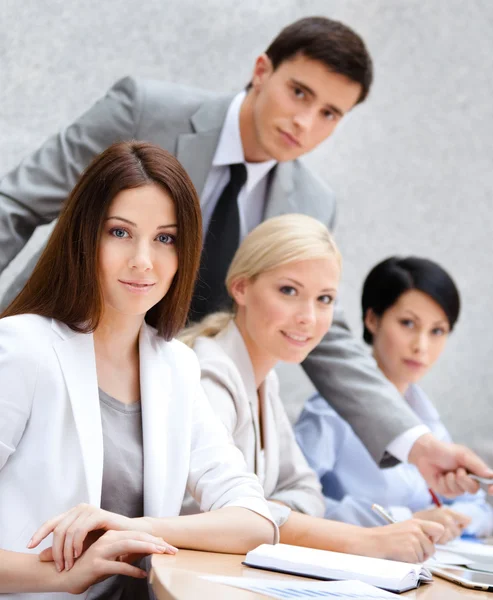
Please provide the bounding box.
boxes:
[181,214,444,563]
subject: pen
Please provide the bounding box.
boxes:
[371,503,396,525]
[428,488,443,508]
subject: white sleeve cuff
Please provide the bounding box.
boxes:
[386,425,431,462]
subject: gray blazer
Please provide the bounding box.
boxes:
[0,77,420,463]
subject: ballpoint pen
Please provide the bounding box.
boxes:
[371,503,396,525]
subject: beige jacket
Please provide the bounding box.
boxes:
[186,320,325,523]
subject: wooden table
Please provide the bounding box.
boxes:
[151,550,493,599]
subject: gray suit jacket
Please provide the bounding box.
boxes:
[0,77,420,463]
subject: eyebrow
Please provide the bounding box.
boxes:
[284,277,337,293]
[105,216,178,229]
[290,78,345,118]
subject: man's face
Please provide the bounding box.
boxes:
[246,53,363,162]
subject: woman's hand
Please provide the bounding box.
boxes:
[413,507,471,544]
[364,519,444,563]
[28,504,177,572]
[51,530,175,595]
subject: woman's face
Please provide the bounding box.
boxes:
[366,289,451,393]
[98,184,178,319]
[232,256,340,365]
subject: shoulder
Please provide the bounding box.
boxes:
[111,76,222,122]
[0,314,54,344]
[146,326,200,369]
[288,159,337,226]
[193,335,244,391]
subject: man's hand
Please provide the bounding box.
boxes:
[408,433,493,497]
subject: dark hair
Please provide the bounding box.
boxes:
[2,141,202,340]
[362,256,461,344]
[263,16,373,104]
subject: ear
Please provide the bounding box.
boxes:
[229,276,250,307]
[251,53,274,90]
[364,308,380,336]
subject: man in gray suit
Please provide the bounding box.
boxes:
[0,17,491,494]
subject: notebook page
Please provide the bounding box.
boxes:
[246,544,420,590]
[202,576,401,599]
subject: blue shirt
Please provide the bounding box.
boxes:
[295,384,493,536]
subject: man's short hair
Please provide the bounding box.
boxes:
[265,16,373,104]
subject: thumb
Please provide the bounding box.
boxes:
[419,519,445,543]
[456,445,493,477]
[38,546,54,562]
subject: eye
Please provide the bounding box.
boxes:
[318,294,334,305]
[322,109,336,121]
[279,285,297,296]
[400,318,414,329]
[156,233,176,245]
[110,227,129,239]
[431,327,447,336]
[292,86,305,99]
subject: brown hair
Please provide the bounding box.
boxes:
[2,141,202,340]
[258,17,373,105]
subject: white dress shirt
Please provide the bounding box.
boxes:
[200,91,277,239]
[295,385,493,536]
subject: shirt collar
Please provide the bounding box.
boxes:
[213,91,277,194]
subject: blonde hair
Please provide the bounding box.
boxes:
[179,214,341,347]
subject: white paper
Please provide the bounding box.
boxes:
[427,548,473,566]
[202,575,401,599]
[442,539,493,563]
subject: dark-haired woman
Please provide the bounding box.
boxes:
[296,256,493,541]
[0,142,277,598]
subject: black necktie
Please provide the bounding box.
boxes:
[189,163,247,322]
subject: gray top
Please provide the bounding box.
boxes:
[86,389,148,600]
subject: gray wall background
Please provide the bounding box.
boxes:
[1,1,492,460]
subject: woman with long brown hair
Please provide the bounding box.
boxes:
[0,141,276,598]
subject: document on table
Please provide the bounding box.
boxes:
[201,575,401,599]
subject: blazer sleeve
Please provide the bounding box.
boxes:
[185,359,278,542]
[267,376,325,518]
[301,300,421,466]
[0,76,142,274]
[0,319,39,470]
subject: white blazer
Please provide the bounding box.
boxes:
[186,321,325,523]
[0,314,277,600]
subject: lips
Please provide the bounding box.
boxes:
[281,331,311,346]
[403,358,425,369]
[119,279,156,293]
[279,129,301,148]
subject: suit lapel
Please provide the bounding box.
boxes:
[258,378,279,497]
[139,325,173,516]
[176,94,233,198]
[264,161,297,219]
[52,321,103,506]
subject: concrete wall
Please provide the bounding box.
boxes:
[1,0,492,460]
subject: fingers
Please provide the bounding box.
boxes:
[455,467,480,495]
[446,508,471,528]
[28,508,73,549]
[418,519,444,544]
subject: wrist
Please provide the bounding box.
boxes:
[132,516,155,536]
[408,432,435,466]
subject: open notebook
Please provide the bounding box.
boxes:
[243,544,432,593]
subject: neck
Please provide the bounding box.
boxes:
[234,314,277,389]
[239,91,272,163]
[373,350,410,396]
[94,309,144,361]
